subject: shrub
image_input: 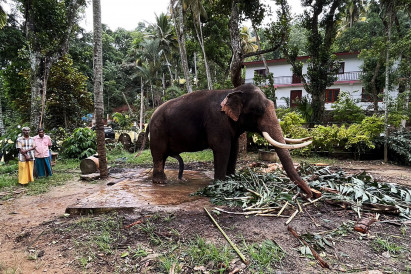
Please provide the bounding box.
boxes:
[331,91,365,123]
[387,92,411,128]
[0,125,26,162]
[163,86,185,101]
[112,112,133,130]
[376,131,411,166]
[61,127,96,159]
[310,115,384,157]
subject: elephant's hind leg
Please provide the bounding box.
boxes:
[171,154,184,179]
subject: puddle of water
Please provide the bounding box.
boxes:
[67,169,213,214]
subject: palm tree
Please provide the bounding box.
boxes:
[92,0,108,178]
[186,0,213,90]
[149,13,177,85]
[170,0,192,93]
[136,39,163,107]
[0,1,6,29]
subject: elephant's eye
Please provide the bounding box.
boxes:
[253,106,265,115]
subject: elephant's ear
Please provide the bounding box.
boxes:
[221,91,243,121]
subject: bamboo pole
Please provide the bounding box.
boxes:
[204,207,248,264]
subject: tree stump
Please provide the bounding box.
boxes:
[80,156,99,174]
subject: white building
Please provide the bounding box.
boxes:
[243,52,397,110]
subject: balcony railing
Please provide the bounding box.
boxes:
[245,71,363,85]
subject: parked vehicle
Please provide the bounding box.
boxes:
[91,126,115,139]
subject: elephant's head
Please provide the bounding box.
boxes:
[221,84,314,198]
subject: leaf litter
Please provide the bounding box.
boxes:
[197,162,411,220]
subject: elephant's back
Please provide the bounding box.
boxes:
[149,89,231,153]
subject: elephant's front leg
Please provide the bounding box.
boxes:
[152,156,167,183]
[212,143,231,181]
[226,138,239,176]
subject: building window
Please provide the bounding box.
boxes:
[328,62,345,74]
[292,73,302,84]
[254,69,266,77]
[290,90,302,108]
[361,87,383,102]
[325,89,340,103]
[337,62,345,74]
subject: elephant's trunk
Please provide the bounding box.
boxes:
[258,102,313,198]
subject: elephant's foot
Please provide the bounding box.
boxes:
[152,171,167,184]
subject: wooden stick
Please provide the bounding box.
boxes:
[296,199,303,212]
[287,226,330,269]
[303,196,323,206]
[277,201,289,216]
[124,219,143,229]
[204,207,248,264]
[247,188,263,198]
[285,209,299,225]
[214,207,267,215]
[304,208,321,227]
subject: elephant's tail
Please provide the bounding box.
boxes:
[170,154,184,180]
[134,125,149,158]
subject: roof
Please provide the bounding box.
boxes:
[243,51,360,66]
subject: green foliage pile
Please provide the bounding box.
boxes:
[197,164,411,219]
[61,127,96,159]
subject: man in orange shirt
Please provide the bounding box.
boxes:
[33,128,53,178]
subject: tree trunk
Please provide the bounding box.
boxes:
[170,0,192,93]
[93,0,108,178]
[25,0,84,129]
[383,8,392,163]
[193,15,213,90]
[253,24,276,108]
[229,0,242,88]
[140,78,144,129]
[370,59,381,113]
[0,91,5,135]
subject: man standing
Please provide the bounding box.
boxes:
[33,128,53,178]
[16,127,36,185]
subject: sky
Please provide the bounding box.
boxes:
[81,0,170,31]
[81,0,304,32]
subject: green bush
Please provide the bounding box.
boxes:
[112,112,133,129]
[310,115,384,156]
[61,127,96,159]
[0,125,28,162]
[163,86,185,101]
[387,92,411,128]
[331,91,365,123]
[376,131,411,166]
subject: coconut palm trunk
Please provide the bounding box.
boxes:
[93,0,108,178]
[170,0,192,93]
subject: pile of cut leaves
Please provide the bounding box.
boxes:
[197,163,411,220]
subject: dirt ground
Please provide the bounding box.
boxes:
[0,157,410,273]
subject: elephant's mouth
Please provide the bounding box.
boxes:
[262,132,312,149]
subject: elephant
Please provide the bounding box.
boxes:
[147,83,314,197]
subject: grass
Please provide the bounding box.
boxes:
[0,158,80,196]
[372,237,404,254]
[59,212,288,273]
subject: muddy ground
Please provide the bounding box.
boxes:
[0,156,410,273]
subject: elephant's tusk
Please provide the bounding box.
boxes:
[284,136,312,144]
[262,132,312,149]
